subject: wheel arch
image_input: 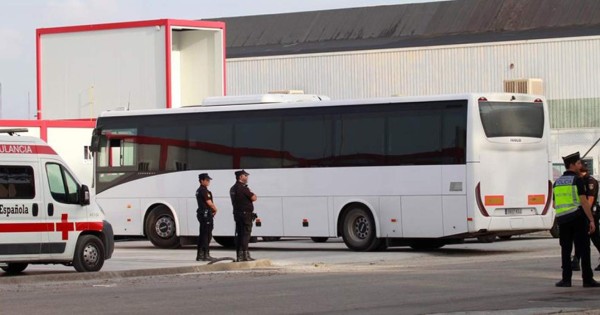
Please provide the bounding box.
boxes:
[142,202,181,237]
[336,200,379,238]
[76,230,109,259]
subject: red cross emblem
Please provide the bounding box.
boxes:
[55,213,74,240]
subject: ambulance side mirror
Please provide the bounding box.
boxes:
[79,185,90,206]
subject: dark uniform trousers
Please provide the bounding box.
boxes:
[560,214,593,282]
[234,211,253,251]
[197,208,214,251]
[574,204,600,259]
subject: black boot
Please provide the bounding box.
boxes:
[244,251,256,261]
[236,250,245,262]
[196,248,206,261]
[571,256,581,271]
[204,249,215,262]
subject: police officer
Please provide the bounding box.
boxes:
[196,173,218,261]
[572,163,600,271]
[554,152,600,287]
[230,170,257,262]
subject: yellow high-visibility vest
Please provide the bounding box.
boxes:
[554,175,581,218]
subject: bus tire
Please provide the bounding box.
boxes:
[311,237,329,243]
[1,263,28,274]
[341,205,382,251]
[73,235,105,272]
[214,236,236,248]
[550,221,560,238]
[477,235,496,243]
[146,206,180,249]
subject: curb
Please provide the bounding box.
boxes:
[0,259,272,284]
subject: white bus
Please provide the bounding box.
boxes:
[90,93,553,251]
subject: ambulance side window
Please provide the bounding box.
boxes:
[0,165,35,199]
[46,163,79,204]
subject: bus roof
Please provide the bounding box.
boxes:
[98,93,545,118]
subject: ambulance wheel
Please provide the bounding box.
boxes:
[311,237,329,243]
[341,205,382,251]
[73,235,105,272]
[146,206,180,249]
[1,263,28,274]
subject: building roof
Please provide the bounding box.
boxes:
[209,0,600,58]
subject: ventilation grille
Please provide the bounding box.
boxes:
[503,78,543,95]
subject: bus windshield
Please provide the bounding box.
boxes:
[479,101,544,138]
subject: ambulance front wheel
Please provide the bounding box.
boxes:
[1,263,28,274]
[73,235,105,272]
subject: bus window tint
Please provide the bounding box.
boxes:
[442,105,467,164]
[387,109,442,165]
[283,115,334,167]
[479,102,544,138]
[335,113,385,166]
[188,120,233,170]
[235,116,282,169]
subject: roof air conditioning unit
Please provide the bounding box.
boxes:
[503,78,543,95]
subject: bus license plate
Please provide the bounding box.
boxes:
[505,208,522,215]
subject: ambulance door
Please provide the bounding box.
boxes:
[41,161,87,260]
[0,164,43,260]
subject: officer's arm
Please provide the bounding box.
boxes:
[250,194,257,202]
[206,199,218,214]
[581,195,595,234]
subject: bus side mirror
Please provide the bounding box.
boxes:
[90,128,101,153]
[79,184,90,206]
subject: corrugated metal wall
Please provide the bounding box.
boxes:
[227,36,600,129]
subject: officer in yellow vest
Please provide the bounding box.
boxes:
[554,152,600,287]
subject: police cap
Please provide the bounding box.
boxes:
[562,152,581,167]
[235,170,249,178]
[198,173,212,181]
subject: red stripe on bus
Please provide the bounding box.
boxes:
[0,223,54,233]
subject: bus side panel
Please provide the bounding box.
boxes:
[442,165,468,236]
[97,199,143,236]
[401,196,443,238]
[210,196,235,236]
[379,197,402,237]
[282,197,329,237]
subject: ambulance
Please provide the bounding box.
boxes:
[0,129,114,273]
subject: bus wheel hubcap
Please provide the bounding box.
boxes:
[156,217,174,238]
[354,217,369,239]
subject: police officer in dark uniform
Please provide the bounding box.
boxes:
[572,163,600,271]
[554,152,599,287]
[229,170,257,262]
[196,173,218,261]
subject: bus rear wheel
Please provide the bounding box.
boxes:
[341,206,382,251]
[1,263,28,274]
[146,206,180,249]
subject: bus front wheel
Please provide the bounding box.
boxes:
[341,206,382,251]
[146,206,180,249]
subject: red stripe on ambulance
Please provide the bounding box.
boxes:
[0,144,57,155]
